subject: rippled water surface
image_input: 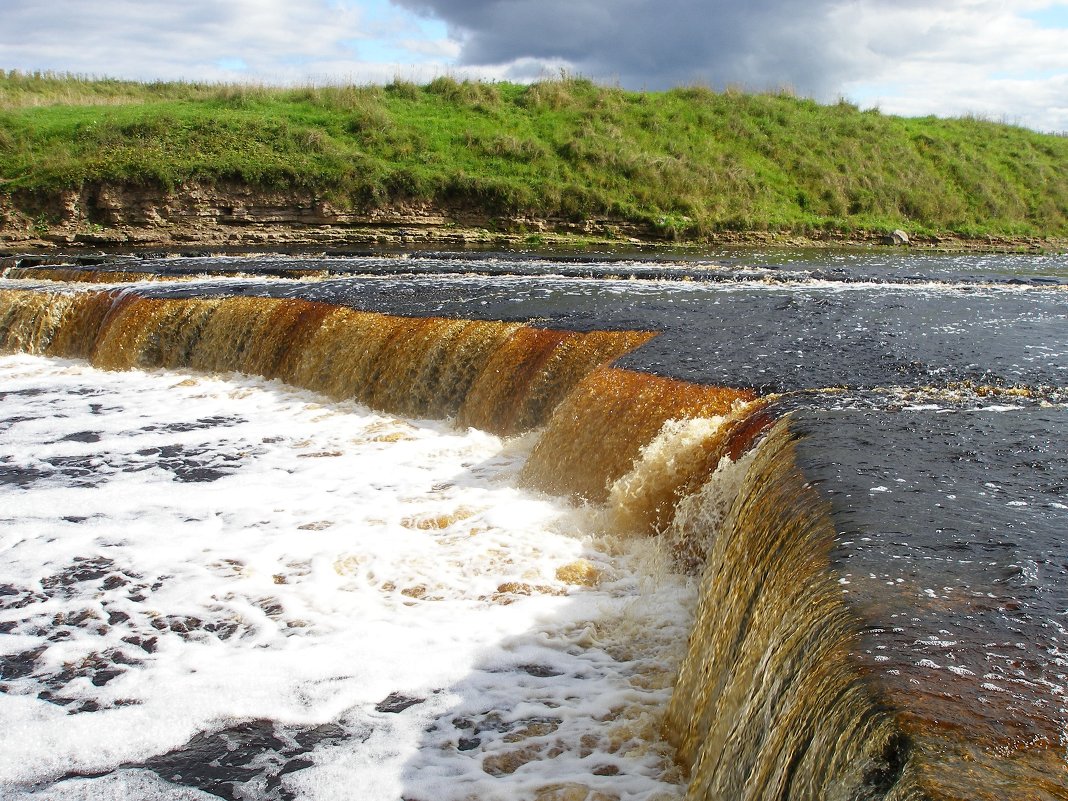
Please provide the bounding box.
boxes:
[107,251,1067,393]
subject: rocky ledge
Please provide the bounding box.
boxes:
[0,181,1062,254]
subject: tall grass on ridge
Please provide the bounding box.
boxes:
[2,70,1066,238]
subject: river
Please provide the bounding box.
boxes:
[1,249,1065,800]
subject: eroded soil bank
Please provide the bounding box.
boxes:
[2,182,1063,255]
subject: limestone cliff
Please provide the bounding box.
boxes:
[0,181,650,250]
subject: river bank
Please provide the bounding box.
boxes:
[1,184,1064,258]
[4,74,1068,257]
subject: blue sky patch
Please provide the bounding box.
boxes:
[1023,4,1068,28]
[348,0,453,63]
[215,57,249,71]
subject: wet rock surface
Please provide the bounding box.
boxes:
[53,719,362,801]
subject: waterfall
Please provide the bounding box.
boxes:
[2,284,997,800]
[0,288,652,434]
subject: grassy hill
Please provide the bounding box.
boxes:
[2,70,1067,242]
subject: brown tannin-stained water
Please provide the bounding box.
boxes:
[0,250,1066,801]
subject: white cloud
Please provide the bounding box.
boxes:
[0,0,461,85]
[835,0,1068,131]
[397,37,461,59]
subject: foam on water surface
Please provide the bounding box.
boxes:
[0,354,692,801]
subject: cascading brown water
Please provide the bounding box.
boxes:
[662,420,919,800]
[0,288,654,434]
[521,367,758,501]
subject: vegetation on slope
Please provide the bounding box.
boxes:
[2,70,1067,240]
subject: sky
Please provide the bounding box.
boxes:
[1,0,1066,132]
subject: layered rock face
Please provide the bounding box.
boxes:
[0,182,648,249]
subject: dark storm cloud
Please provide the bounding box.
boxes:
[390,0,862,96]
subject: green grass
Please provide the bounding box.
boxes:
[2,70,1067,239]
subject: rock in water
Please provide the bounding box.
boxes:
[883,229,910,245]
[375,692,424,713]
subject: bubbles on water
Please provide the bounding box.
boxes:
[0,355,690,800]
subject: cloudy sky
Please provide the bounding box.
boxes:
[1,0,1066,132]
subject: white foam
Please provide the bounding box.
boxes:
[0,355,691,800]
[13,770,218,800]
